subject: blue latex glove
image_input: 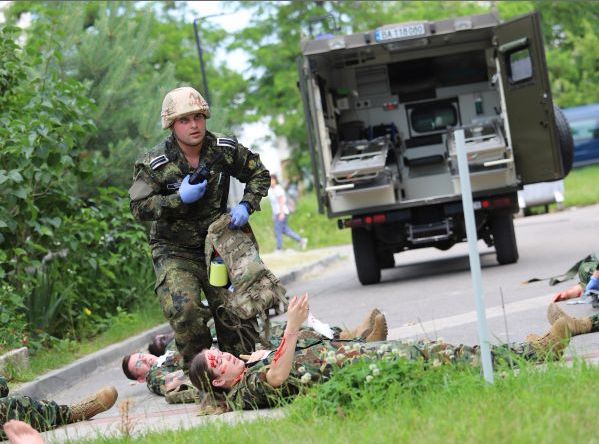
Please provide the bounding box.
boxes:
[584,276,599,295]
[229,203,250,229]
[179,175,207,204]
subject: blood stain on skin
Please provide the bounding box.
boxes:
[273,336,287,366]
[207,353,218,369]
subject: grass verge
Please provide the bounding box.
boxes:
[11,300,164,384]
[79,359,598,443]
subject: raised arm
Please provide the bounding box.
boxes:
[266,293,309,388]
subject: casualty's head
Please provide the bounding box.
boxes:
[161,86,210,148]
[189,349,245,393]
[148,333,174,357]
[122,352,159,383]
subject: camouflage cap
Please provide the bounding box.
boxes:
[161,86,210,129]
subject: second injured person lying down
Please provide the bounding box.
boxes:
[189,294,571,412]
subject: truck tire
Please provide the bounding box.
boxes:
[491,212,519,265]
[554,105,574,176]
[352,227,381,285]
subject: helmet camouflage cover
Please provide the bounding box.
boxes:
[161,86,210,129]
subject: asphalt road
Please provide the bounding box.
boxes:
[35,203,599,443]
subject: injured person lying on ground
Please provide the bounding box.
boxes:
[0,376,117,441]
[188,294,574,412]
[122,304,388,404]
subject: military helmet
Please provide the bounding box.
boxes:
[161,86,210,129]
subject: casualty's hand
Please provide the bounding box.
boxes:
[229,203,250,229]
[179,175,207,203]
[552,284,583,302]
[286,293,309,333]
[277,212,285,221]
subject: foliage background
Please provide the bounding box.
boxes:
[0,1,597,356]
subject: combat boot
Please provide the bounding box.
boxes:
[546,303,592,336]
[339,308,381,340]
[68,386,118,422]
[526,317,571,359]
[366,313,388,342]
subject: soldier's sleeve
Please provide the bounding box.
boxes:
[226,141,271,212]
[146,366,168,396]
[129,163,189,221]
[227,366,300,410]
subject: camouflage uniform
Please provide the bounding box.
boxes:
[205,213,288,348]
[0,376,71,440]
[129,132,270,365]
[149,322,342,396]
[226,338,539,410]
[526,253,598,287]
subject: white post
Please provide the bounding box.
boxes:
[455,129,494,384]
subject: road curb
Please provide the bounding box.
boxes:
[15,251,344,399]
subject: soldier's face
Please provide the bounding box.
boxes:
[129,352,158,382]
[173,113,206,149]
[205,349,245,389]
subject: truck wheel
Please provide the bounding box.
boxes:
[378,250,395,269]
[351,227,381,285]
[554,105,574,176]
[491,212,519,265]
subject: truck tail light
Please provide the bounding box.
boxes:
[338,214,387,229]
[480,197,512,210]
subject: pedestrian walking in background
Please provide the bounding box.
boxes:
[268,174,307,252]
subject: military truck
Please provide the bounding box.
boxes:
[297,12,573,285]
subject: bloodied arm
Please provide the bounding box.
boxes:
[265,294,309,388]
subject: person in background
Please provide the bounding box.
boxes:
[268,174,307,252]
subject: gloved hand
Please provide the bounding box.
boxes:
[584,276,599,295]
[179,175,207,204]
[229,203,250,229]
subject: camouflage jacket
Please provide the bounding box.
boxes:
[226,338,536,410]
[205,214,287,321]
[146,350,186,396]
[0,376,7,398]
[129,132,270,255]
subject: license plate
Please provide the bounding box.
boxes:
[375,24,426,42]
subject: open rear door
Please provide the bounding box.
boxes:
[297,56,325,213]
[495,12,564,184]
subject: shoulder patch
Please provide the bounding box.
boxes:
[150,154,169,170]
[216,137,237,149]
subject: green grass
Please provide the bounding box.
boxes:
[527,164,599,214]
[11,300,164,384]
[79,360,598,443]
[563,164,599,207]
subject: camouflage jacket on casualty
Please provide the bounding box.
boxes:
[129,132,270,255]
[225,337,536,411]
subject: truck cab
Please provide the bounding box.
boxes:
[298,12,572,285]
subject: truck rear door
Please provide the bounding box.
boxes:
[495,12,564,184]
[297,56,325,213]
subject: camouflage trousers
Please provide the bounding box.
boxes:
[0,379,70,440]
[152,248,258,367]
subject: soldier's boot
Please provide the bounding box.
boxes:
[526,317,571,359]
[366,314,388,342]
[339,308,381,340]
[68,386,118,422]
[547,302,593,336]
